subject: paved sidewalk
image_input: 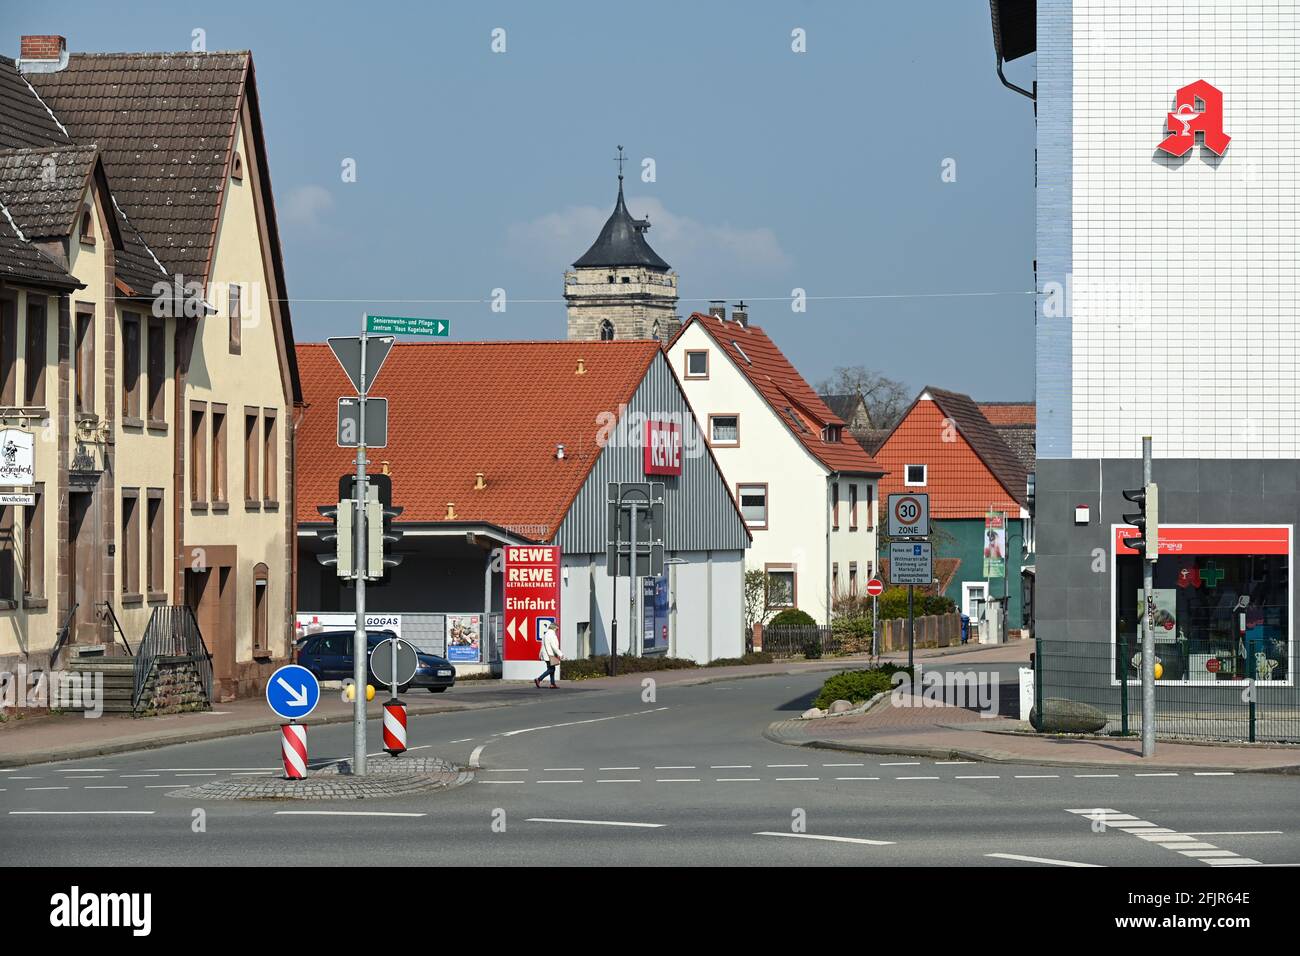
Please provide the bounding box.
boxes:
[0,644,1017,767]
[766,692,1300,773]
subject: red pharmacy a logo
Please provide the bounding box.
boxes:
[1158,80,1230,157]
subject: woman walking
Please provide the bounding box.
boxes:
[534,622,562,689]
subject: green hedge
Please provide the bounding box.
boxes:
[706,652,773,667]
[769,608,817,627]
[557,654,699,681]
[877,587,955,620]
[812,664,913,710]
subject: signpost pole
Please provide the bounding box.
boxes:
[352,319,369,776]
[1141,437,1155,758]
[907,584,915,675]
[629,501,638,659]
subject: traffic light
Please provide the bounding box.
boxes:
[1121,482,1160,562]
[315,502,354,578]
[364,474,404,582]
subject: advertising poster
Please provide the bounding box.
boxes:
[445,613,482,663]
[983,510,1006,578]
[642,575,669,653]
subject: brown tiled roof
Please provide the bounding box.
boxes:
[0,144,96,238]
[924,387,1029,507]
[0,56,71,148]
[978,401,1035,426]
[995,423,1036,468]
[27,51,250,282]
[295,340,662,533]
[675,313,883,475]
[0,207,80,289]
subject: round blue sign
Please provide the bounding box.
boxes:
[266,664,321,720]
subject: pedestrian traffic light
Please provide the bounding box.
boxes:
[364,475,404,582]
[315,502,354,578]
[1121,482,1160,562]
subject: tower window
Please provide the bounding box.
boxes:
[621,276,630,283]
[599,320,615,341]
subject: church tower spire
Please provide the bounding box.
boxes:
[565,146,680,344]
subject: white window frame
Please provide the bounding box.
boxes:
[737,483,768,529]
[904,463,928,487]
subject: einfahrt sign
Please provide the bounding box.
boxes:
[503,545,561,681]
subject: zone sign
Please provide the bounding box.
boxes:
[887,493,929,538]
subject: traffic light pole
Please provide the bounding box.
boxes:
[1141,436,1155,758]
[352,322,370,776]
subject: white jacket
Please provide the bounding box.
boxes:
[539,625,562,662]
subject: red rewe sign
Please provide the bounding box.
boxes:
[644,419,682,476]
[1158,80,1230,157]
[503,545,561,662]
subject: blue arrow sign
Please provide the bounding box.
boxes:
[266,664,321,720]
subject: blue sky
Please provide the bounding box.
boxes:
[16,1,1037,399]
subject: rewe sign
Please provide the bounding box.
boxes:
[503,545,561,667]
[643,420,682,476]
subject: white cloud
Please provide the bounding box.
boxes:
[282,184,335,227]
[506,195,790,278]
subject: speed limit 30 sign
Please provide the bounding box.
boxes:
[887,493,929,537]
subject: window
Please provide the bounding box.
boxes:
[685,350,708,378]
[147,318,165,423]
[244,409,260,505]
[79,207,94,245]
[253,563,269,656]
[850,484,859,530]
[0,506,13,605]
[0,293,16,406]
[709,414,739,446]
[832,562,839,602]
[122,312,141,420]
[121,489,140,597]
[262,409,278,504]
[599,319,615,341]
[823,424,842,443]
[765,566,796,609]
[211,405,228,506]
[190,403,207,506]
[905,464,927,486]
[832,481,840,530]
[231,151,244,182]
[25,297,46,406]
[22,486,43,603]
[866,484,874,530]
[228,283,241,353]
[738,483,768,529]
[849,562,859,597]
[146,489,164,596]
[74,304,94,416]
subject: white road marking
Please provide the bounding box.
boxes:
[1185,831,1283,837]
[655,765,696,770]
[836,776,881,781]
[84,786,128,790]
[823,762,864,767]
[495,706,668,738]
[599,767,640,771]
[26,786,68,791]
[144,785,178,789]
[538,779,583,784]
[232,772,273,776]
[543,768,584,772]
[1066,808,1262,867]
[775,777,820,782]
[880,762,920,766]
[449,738,474,743]
[55,769,115,773]
[120,774,158,778]
[174,773,217,777]
[656,778,700,783]
[597,779,642,784]
[767,764,808,768]
[484,768,529,773]
[895,776,940,780]
[528,818,664,829]
[276,811,426,817]
[936,761,975,765]
[469,744,487,769]
[986,852,1101,867]
[145,768,275,772]
[1193,772,1236,777]
[1074,774,1119,778]
[711,765,751,769]
[10,810,155,815]
[476,780,523,784]
[956,775,1001,780]
[755,831,894,846]
[1135,772,1178,777]
[1015,775,1060,779]
[717,777,761,782]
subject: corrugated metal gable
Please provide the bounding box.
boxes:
[556,350,751,554]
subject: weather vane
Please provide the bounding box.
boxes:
[613,144,627,182]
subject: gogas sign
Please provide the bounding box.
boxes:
[643,419,683,476]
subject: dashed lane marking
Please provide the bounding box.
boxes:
[9,810,155,815]
[276,811,426,817]
[987,852,1102,867]
[755,831,894,846]
[528,818,663,829]
[597,779,642,784]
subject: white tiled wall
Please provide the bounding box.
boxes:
[1071,0,1299,458]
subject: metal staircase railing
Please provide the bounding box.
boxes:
[99,601,134,656]
[132,606,213,713]
[47,602,79,669]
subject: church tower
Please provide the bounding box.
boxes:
[565,147,680,344]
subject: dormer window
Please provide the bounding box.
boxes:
[231,151,244,182]
[822,424,842,443]
[79,207,94,245]
[905,464,927,486]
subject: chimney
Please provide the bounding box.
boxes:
[732,301,748,328]
[474,472,486,490]
[575,358,586,375]
[708,300,726,320]
[445,502,458,519]
[19,35,68,72]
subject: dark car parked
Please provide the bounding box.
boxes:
[294,629,456,693]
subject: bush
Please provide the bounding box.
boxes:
[557,654,699,681]
[802,636,823,660]
[877,587,956,620]
[706,651,774,667]
[769,608,817,628]
[813,664,913,710]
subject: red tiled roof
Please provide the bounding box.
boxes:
[978,402,1035,426]
[675,313,882,475]
[295,340,660,538]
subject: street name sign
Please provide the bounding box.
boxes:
[889,541,933,586]
[266,664,321,720]
[369,638,419,688]
[366,315,450,337]
[887,493,929,538]
[328,335,394,395]
[337,397,388,448]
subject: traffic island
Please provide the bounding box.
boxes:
[168,755,472,800]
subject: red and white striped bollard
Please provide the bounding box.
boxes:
[281,722,307,779]
[382,699,407,755]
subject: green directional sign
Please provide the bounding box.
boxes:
[366,314,450,337]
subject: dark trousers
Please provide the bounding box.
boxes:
[537,663,557,684]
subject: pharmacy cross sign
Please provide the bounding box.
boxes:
[1200,561,1225,588]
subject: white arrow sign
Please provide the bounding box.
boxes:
[276,676,310,708]
[506,618,516,641]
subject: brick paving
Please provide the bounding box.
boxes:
[170,755,471,800]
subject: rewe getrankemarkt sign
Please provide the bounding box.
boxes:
[502,545,561,680]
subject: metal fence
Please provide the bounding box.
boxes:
[132,606,213,712]
[1036,636,1299,743]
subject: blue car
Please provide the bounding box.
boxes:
[295,629,456,693]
